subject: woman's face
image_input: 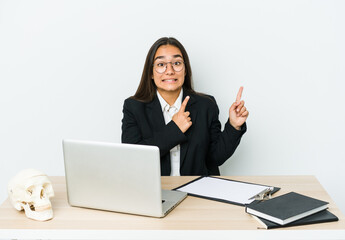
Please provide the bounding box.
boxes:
[152,45,185,96]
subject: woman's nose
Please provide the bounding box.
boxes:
[165,62,174,74]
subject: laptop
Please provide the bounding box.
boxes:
[62,139,187,217]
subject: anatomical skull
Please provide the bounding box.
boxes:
[8,169,54,221]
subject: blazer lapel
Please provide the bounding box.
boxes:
[146,95,165,131]
[180,91,198,166]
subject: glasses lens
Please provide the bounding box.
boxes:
[154,62,166,74]
[172,61,184,72]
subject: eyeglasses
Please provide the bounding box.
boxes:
[153,61,185,74]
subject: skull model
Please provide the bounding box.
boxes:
[7,169,55,221]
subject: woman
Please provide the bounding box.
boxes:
[121,37,248,176]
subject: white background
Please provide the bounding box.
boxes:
[1,0,344,215]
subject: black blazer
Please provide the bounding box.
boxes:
[121,89,246,176]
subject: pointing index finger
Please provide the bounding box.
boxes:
[236,86,243,103]
[180,96,190,112]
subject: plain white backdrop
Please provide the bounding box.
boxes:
[1,0,344,215]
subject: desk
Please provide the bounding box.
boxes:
[0,176,345,239]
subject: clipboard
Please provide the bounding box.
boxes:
[174,176,280,206]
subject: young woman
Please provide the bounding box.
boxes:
[121,37,248,176]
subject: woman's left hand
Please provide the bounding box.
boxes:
[229,86,249,130]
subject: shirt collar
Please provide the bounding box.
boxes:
[157,88,183,112]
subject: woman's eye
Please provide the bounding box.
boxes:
[157,63,165,67]
[174,61,181,66]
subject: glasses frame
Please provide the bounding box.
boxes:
[153,61,185,74]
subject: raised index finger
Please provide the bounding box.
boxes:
[180,96,190,112]
[236,86,243,103]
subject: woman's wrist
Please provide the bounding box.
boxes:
[229,119,241,131]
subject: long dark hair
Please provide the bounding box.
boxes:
[132,37,195,102]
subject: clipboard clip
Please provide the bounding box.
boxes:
[248,187,274,201]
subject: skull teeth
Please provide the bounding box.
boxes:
[34,204,52,212]
[24,203,51,212]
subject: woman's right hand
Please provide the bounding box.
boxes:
[172,96,192,133]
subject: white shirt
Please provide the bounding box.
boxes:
[156,89,183,176]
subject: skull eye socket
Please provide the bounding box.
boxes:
[27,189,33,196]
[40,189,44,199]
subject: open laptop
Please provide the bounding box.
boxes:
[62,139,187,217]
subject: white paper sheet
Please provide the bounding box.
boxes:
[177,177,272,205]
